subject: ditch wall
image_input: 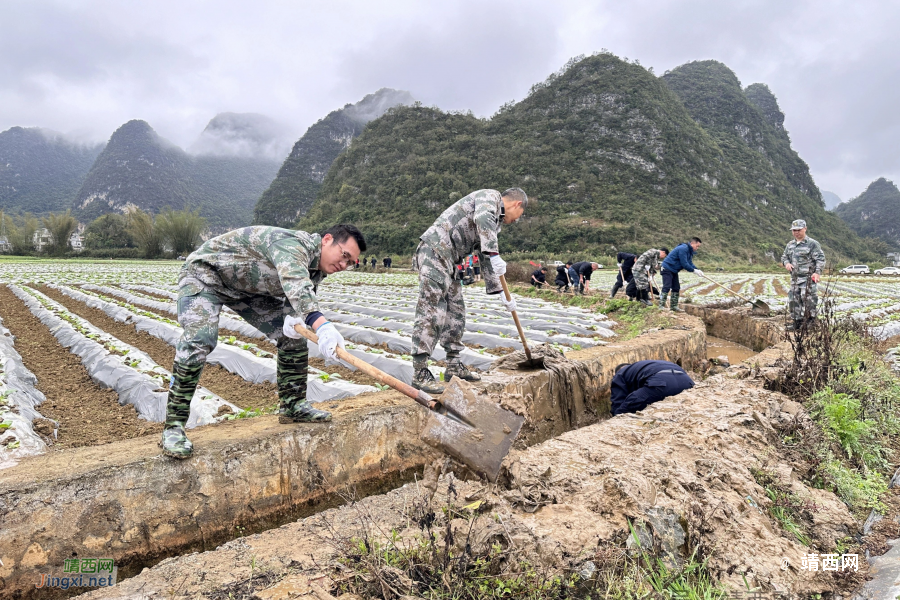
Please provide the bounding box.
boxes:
[683,304,783,351]
[0,314,706,599]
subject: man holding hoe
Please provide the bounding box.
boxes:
[411,188,528,394]
[161,224,366,459]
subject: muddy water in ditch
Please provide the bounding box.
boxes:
[707,336,757,363]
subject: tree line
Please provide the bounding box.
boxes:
[0,208,207,259]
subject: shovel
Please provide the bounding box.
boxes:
[292,325,525,482]
[697,273,771,315]
[500,275,544,368]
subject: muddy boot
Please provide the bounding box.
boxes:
[160,362,204,459]
[445,358,481,382]
[412,357,445,394]
[657,291,669,309]
[670,292,682,312]
[277,347,331,423]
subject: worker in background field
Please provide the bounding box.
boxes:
[571,261,600,294]
[611,360,695,415]
[411,188,527,394]
[611,251,636,298]
[370,256,377,269]
[531,266,548,289]
[555,261,572,292]
[781,219,826,331]
[567,261,579,293]
[659,237,704,311]
[632,247,668,306]
[162,224,366,459]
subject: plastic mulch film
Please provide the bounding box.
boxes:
[0,315,49,469]
[329,322,495,370]
[10,285,239,428]
[82,284,265,340]
[53,285,376,402]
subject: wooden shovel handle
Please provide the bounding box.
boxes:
[292,324,438,411]
[698,273,753,303]
[499,275,533,360]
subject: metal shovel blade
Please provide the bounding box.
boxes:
[751,299,771,316]
[421,377,524,482]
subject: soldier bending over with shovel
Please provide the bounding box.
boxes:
[161,224,366,459]
[411,188,528,394]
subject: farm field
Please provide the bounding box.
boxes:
[2,259,898,469]
[583,269,900,339]
[0,260,615,468]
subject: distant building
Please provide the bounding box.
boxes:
[888,252,900,266]
[33,228,52,252]
[0,236,10,253]
[69,232,84,252]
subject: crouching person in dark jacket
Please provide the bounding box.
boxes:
[610,360,695,415]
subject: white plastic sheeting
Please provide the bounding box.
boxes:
[54,285,377,403]
[0,315,49,469]
[10,285,239,428]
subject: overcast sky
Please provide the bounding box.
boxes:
[1,0,897,201]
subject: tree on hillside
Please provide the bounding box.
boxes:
[127,209,163,259]
[84,213,135,249]
[42,210,79,256]
[156,208,206,255]
[4,213,39,255]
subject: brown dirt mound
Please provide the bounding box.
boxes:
[0,284,162,448]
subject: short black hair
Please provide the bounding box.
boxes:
[614,363,631,375]
[322,224,367,252]
[566,261,573,266]
[660,247,670,254]
[540,267,548,272]
[690,237,702,244]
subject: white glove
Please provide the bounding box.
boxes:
[490,254,507,276]
[315,322,345,362]
[694,269,705,277]
[500,293,517,313]
[282,315,305,340]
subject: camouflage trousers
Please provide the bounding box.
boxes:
[411,243,466,360]
[632,270,651,291]
[169,277,309,421]
[788,277,818,320]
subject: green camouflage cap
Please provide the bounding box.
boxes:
[790,219,807,230]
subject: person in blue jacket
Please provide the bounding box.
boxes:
[610,360,695,415]
[659,237,704,311]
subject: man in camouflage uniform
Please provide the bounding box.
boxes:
[632,247,669,306]
[412,188,528,394]
[781,219,826,331]
[161,224,366,459]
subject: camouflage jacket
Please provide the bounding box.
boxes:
[420,190,503,262]
[781,236,826,279]
[633,248,661,275]
[180,227,325,316]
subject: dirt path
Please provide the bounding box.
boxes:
[0,284,162,448]
[40,286,275,411]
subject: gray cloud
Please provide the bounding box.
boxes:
[0,0,897,200]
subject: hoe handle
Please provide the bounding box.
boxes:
[500,275,533,361]
[698,273,753,303]
[292,325,438,411]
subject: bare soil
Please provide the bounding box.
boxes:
[0,284,162,448]
[773,278,788,296]
[40,286,275,411]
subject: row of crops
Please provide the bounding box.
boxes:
[0,263,617,467]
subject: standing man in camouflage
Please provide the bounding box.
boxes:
[412,188,528,394]
[632,247,669,306]
[781,219,826,331]
[161,224,366,459]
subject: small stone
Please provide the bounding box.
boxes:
[780,400,804,416]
